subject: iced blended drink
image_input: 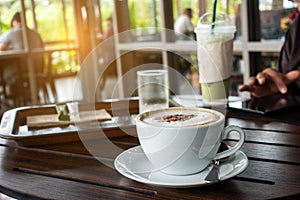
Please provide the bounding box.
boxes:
[195,12,236,104]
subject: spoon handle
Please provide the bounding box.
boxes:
[204,160,220,182]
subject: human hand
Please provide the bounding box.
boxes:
[239,68,300,97]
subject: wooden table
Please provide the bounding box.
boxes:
[0,99,299,199]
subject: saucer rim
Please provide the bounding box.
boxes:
[114,145,248,188]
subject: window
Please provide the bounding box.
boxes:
[0,0,80,105]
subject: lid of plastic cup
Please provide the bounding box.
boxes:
[194,12,236,34]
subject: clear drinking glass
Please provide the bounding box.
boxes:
[137,69,169,113]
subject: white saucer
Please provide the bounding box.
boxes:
[114,146,248,188]
[171,95,248,108]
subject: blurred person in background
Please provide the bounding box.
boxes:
[0,12,43,51]
[174,8,195,77]
[102,16,114,40]
[174,8,195,40]
[0,12,43,98]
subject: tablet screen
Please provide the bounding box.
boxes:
[227,94,300,114]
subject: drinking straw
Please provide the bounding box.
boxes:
[212,0,217,33]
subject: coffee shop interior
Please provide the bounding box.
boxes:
[1,1,300,199]
[0,0,297,114]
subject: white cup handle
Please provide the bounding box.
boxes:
[213,125,245,160]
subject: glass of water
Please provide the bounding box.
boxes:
[137,69,169,113]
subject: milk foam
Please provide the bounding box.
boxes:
[140,108,220,127]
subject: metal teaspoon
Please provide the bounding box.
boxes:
[204,143,229,183]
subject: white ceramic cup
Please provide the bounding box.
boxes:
[136,107,245,175]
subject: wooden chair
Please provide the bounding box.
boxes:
[7,54,58,106]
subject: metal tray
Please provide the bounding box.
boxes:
[0,99,139,146]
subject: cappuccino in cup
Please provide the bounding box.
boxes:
[140,107,220,127]
[136,107,245,175]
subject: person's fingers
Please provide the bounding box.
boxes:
[239,84,252,92]
[274,98,287,109]
[256,72,267,85]
[239,77,257,92]
[262,68,287,94]
[240,69,299,97]
[250,85,270,97]
[284,70,300,84]
[248,76,258,86]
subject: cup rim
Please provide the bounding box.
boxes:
[136,107,224,128]
[137,69,168,76]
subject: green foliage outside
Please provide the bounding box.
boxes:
[0,0,244,75]
[128,0,161,35]
[127,0,242,36]
[0,0,78,74]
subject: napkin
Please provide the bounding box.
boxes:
[27,109,112,128]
